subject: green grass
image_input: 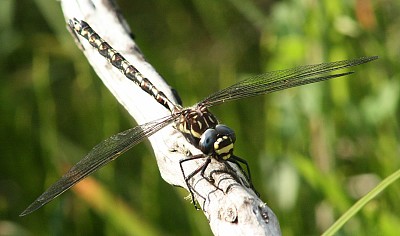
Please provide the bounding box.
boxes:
[1,0,399,235]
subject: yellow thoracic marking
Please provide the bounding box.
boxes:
[190,121,202,138]
[203,116,212,128]
[197,118,203,130]
[176,109,220,142]
[178,122,191,134]
[209,115,216,124]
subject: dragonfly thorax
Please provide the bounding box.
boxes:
[176,106,219,148]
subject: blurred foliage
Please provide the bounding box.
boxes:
[1,0,399,235]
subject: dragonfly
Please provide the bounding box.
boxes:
[20,18,378,216]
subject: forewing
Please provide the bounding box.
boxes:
[199,56,378,107]
[20,115,176,216]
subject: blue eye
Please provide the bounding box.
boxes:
[199,129,217,154]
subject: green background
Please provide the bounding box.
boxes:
[1,0,399,235]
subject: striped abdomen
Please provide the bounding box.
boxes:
[70,19,177,112]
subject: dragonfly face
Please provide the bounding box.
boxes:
[199,124,236,161]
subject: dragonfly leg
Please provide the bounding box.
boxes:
[228,155,251,182]
[228,155,259,196]
[179,155,210,209]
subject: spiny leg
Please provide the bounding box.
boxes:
[228,155,252,182]
[228,155,259,195]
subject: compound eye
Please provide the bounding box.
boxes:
[199,129,217,154]
[215,124,236,143]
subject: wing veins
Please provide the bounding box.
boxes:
[20,115,176,216]
[200,56,377,107]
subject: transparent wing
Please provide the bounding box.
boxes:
[20,115,176,216]
[199,56,378,107]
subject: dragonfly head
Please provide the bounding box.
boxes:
[199,124,236,160]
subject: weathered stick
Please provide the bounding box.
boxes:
[60,0,281,235]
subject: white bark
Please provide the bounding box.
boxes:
[60,0,281,235]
